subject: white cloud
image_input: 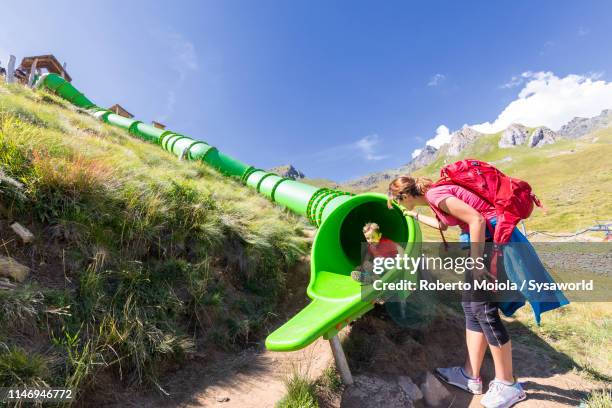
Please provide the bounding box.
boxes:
[499,71,533,89]
[426,125,452,148]
[472,71,612,133]
[313,134,388,162]
[410,125,450,160]
[428,73,446,87]
[355,134,388,161]
[539,40,555,56]
[578,26,590,36]
[150,29,199,122]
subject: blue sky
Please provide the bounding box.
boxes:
[2,1,612,181]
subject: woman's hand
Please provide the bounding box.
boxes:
[472,263,495,282]
[402,209,418,218]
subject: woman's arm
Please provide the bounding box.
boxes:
[437,197,486,259]
[403,210,447,231]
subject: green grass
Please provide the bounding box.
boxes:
[0,81,309,399]
[0,344,50,388]
[511,302,611,382]
[317,365,343,393]
[581,387,612,408]
[277,369,319,408]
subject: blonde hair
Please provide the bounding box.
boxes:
[363,222,380,235]
[387,176,433,208]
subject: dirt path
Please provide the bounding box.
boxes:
[127,338,333,408]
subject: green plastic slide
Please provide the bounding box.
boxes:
[37,73,422,352]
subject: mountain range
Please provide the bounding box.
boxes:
[343,108,612,190]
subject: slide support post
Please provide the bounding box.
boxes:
[329,335,353,385]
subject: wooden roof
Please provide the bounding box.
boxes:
[108,104,134,119]
[20,54,72,82]
[152,121,166,129]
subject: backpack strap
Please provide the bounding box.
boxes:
[438,223,449,250]
[531,193,548,214]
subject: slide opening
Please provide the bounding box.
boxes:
[312,194,410,279]
[339,199,409,265]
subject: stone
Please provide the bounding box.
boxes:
[10,222,34,244]
[420,372,451,407]
[215,396,230,402]
[398,375,423,402]
[0,255,30,282]
[0,278,17,290]
[6,55,16,84]
[499,124,529,148]
[0,168,25,190]
[529,127,557,147]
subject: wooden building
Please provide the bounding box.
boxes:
[19,54,71,82]
[108,104,134,119]
[152,121,166,130]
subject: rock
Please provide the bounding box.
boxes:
[557,109,612,138]
[398,376,423,402]
[0,278,17,290]
[529,127,557,147]
[0,255,30,282]
[268,164,305,180]
[499,124,529,148]
[0,168,24,190]
[10,222,34,244]
[215,396,230,402]
[420,372,451,407]
[447,127,483,156]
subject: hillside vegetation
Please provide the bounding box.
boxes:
[0,82,309,399]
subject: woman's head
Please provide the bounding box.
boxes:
[387,176,432,209]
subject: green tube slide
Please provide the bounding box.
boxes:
[36,73,422,352]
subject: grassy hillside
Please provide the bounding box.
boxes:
[344,128,612,240]
[0,82,309,398]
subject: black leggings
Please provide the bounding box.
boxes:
[462,301,510,347]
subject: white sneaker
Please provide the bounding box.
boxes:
[435,366,483,394]
[481,379,526,408]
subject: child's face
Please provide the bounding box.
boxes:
[364,230,382,244]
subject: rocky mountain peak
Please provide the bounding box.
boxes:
[557,109,612,138]
[408,145,438,171]
[268,164,305,179]
[499,123,529,148]
[447,127,483,156]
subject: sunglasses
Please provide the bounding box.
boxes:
[388,192,406,202]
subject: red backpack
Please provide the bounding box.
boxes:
[431,159,546,244]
